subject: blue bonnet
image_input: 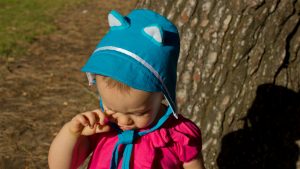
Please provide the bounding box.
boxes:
[81,9,180,118]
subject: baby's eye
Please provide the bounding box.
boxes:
[134,110,151,116]
[135,112,146,116]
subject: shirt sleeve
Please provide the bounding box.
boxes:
[169,115,202,162]
[87,133,101,151]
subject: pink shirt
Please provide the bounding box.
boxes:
[87,114,202,169]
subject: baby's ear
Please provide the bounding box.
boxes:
[108,10,129,29]
[142,25,164,46]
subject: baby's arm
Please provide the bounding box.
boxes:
[183,153,206,169]
[48,110,110,169]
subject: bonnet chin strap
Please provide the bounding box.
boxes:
[99,98,173,169]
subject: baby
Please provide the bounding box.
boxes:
[48,9,205,169]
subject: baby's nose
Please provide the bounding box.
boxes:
[117,115,133,126]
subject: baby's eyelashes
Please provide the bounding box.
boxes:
[132,112,146,116]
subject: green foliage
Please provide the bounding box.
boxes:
[0,0,84,57]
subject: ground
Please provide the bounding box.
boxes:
[0,0,137,168]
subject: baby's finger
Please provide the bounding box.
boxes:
[72,114,89,127]
[95,124,111,133]
[92,109,108,125]
[82,112,98,128]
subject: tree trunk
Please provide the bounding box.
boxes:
[136,0,300,169]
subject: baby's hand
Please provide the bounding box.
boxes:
[68,109,110,136]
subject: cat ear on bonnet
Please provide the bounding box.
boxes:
[108,10,130,29]
[142,25,164,46]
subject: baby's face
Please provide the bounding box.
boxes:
[96,75,163,130]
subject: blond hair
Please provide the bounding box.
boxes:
[102,76,131,93]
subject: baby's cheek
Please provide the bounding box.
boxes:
[134,116,153,128]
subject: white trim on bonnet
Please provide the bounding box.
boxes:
[93,46,178,118]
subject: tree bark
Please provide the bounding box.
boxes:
[136,0,300,169]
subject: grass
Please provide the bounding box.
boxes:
[0,0,85,58]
